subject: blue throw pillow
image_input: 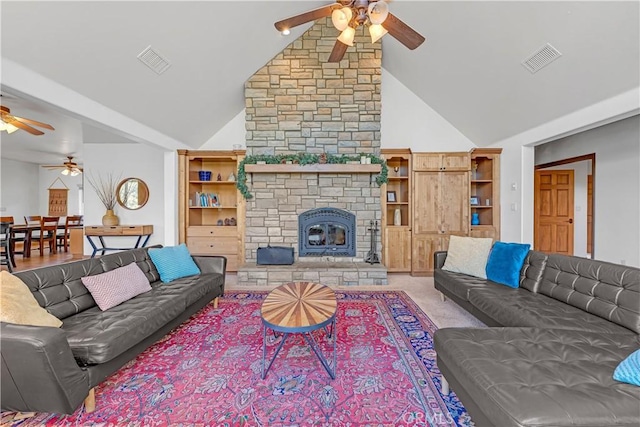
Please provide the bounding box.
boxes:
[614,349,640,386]
[148,244,200,283]
[485,242,531,288]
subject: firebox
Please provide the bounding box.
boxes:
[298,208,356,257]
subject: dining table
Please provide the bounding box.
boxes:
[10,223,83,258]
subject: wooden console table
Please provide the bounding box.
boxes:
[85,225,154,258]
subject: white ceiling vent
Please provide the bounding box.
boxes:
[137,46,171,75]
[522,43,562,73]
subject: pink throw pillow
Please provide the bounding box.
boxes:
[81,262,152,311]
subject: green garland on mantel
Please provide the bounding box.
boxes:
[236,153,388,200]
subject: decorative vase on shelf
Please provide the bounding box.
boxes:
[102,209,119,226]
[394,208,402,226]
[471,212,480,226]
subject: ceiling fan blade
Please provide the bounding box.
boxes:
[275,4,335,32]
[13,116,55,130]
[328,40,349,63]
[7,119,44,135]
[41,165,65,169]
[382,13,425,50]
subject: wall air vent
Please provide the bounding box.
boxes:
[137,46,171,75]
[522,43,562,73]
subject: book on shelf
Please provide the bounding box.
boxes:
[193,192,220,207]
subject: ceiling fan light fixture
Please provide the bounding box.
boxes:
[337,26,356,46]
[367,1,389,25]
[0,119,19,134]
[61,168,70,176]
[331,7,353,32]
[70,169,80,177]
[369,24,388,43]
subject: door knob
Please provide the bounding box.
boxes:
[568,218,573,224]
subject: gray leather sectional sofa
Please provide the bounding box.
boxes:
[433,250,640,427]
[1,247,226,415]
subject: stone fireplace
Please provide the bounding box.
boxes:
[237,18,387,286]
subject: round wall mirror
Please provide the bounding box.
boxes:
[117,178,149,210]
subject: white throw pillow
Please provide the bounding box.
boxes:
[442,235,493,279]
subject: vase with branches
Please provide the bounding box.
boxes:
[87,172,121,226]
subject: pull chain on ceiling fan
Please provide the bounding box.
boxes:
[0,105,55,135]
[42,156,83,176]
[274,0,425,63]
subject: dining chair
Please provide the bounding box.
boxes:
[38,216,60,256]
[0,221,13,272]
[25,215,45,254]
[57,215,83,252]
[0,216,26,266]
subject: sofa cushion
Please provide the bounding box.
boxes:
[442,235,493,279]
[435,327,640,427]
[614,349,640,387]
[539,254,640,334]
[485,242,531,288]
[434,268,505,301]
[0,271,62,328]
[63,273,221,365]
[81,263,152,311]
[148,244,200,283]
[468,286,635,335]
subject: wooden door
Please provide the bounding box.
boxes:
[534,170,574,255]
[441,171,469,235]
[411,234,445,275]
[384,227,411,272]
[413,172,441,234]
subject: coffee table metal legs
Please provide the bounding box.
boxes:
[261,316,337,380]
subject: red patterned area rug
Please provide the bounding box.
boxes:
[8,291,472,426]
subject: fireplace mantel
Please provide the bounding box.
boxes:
[244,164,381,173]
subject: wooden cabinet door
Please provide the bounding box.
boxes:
[413,153,443,171]
[411,234,445,275]
[442,153,471,171]
[441,171,470,235]
[384,227,411,272]
[413,172,441,234]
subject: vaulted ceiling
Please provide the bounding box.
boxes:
[1,1,639,163]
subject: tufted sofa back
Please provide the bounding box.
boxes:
[14,258,103,319]
[13,247,162,320]
[519,251,548,293]
[539,254,640,334]
[99,246,160,283]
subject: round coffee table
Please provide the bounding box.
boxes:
[261,281,337,379]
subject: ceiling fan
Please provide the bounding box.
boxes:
[275,0,425,63]
[42,156,83,176]
[0,105,55,136]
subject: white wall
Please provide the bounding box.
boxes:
[83,142,168,255]
[0,158,40,222]
[541,161,590,258]
[199,110,245,150]
[535,115,640,267]
[381,69,476,151]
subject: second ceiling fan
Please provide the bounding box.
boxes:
[275,0,425,62]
